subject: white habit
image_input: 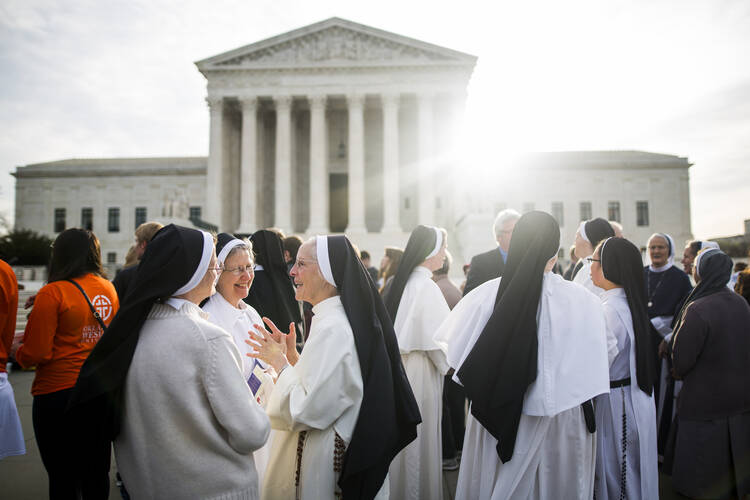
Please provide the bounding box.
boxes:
[436,273,610,500]
[262,296,387,500]
[203,292,276,482]
[594,288,658,499]
[389,266,450,500]
[573,260,619,365]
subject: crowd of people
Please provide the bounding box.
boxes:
[1,208,749,499]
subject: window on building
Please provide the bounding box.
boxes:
[608,201,621,222]
[551,202,564,227]
[54,208,66,233]
[189,206,202,221]
[80,207,93,231]
[579,201,592,221]
[636,201,649,227]
[403,198,410,210]
[107,252,117,264]
[134,207,147,228]
[108,207,120,233]
[522,202,535,213]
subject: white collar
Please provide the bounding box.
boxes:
[648,263,672,273]
[601,287,626,300]
[165,297,209,319]
[311,295,343,316]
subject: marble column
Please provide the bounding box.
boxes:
[237,96,258,234]
[206,96,224,228]
[381,93,401,232]
[346,93,366,233]
[417,92,435,225]
[274,95,293,232]
[307,94,328,234]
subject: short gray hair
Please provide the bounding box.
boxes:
[493,209,521,239]
[226,239,253,263]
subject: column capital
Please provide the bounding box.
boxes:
[381,92,400,109]
[308,94,328,109]
[273,95,293,109]
[205,96,224,110]
[346,93,366,109]
[239,96,258,111]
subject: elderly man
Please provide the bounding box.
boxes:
[112,221,163,299]
[463,209,521,296]
[249,235,420,500]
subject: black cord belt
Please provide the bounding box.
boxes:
[610,377,631,389]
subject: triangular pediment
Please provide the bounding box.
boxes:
[196,18,476,70]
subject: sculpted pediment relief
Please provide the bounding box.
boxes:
[197,18,476,70]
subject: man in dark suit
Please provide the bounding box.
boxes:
[463,209,520,296]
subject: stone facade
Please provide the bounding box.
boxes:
[12,19,693,272]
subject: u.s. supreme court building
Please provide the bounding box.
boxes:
[13,18,693,270]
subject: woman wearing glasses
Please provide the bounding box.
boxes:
[203,233,283,484]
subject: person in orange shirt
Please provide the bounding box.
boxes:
[15,228,119,499]
[1,257,25,460]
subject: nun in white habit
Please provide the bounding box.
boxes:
[435,211,610,500]
[590,237,658,499]
[203,233,278,481]
[383,225,451,500]
[248,235,421,500]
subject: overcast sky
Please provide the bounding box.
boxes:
[1,0,748,238]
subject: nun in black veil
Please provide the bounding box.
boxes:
[435,211,610,499]
[247,235,420,500]
[68,224,270,499]
[590,237,658,499]
[244,229,303,342]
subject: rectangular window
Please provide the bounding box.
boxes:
[189,206,202,221]
[107,252,117,264]
[608,201,621,222]
[108,207,120,233]
[551,202,564,227]
[81,207,93,231]
[579,201,592,221]
[54,208,66,233]
[636,201,649,227]
[522,202,535,213]
[135,207,147,228]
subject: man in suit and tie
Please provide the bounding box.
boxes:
[463,209,521,296]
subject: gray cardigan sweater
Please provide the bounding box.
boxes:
[114,300,270,500]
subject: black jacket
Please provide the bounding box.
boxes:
[463,247,505,296]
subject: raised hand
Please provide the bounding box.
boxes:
[259,317,299,366]
[246,324,288,374]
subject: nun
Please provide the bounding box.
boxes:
[244,229,303,342]
[680,239,720,277]
[571,217,616,295]
[247,235,421,500]
[643,232,692,458]
[435,211,610,499]
[669,248,750,499]
[68,225,270,499]
[202,233,278,481]
[383,225,451,500]
[590,237,658,499]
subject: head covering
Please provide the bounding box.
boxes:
[456,211,560,462]
[599,237,654,395]
[216,232,246,266]
[321,235,421,498]
[68,224,214,438]
[578,217,615,249]
[244,230,301,327]
[315,235,336,287]
[647,233,676,271]
[672,248,733,335]
[383,225,442,320]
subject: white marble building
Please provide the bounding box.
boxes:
[13,18,693,270]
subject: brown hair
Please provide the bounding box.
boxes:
[379,246,404,292]
[134,221,164,245]
[48,228,105,282]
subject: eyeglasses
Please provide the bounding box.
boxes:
[222,264,255,276]
[207,263,224,273]
[586,257,601,263]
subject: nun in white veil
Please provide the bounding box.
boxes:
[383,225,451,500]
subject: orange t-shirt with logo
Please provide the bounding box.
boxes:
[16,273,119,396]
[0,259,19,373]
